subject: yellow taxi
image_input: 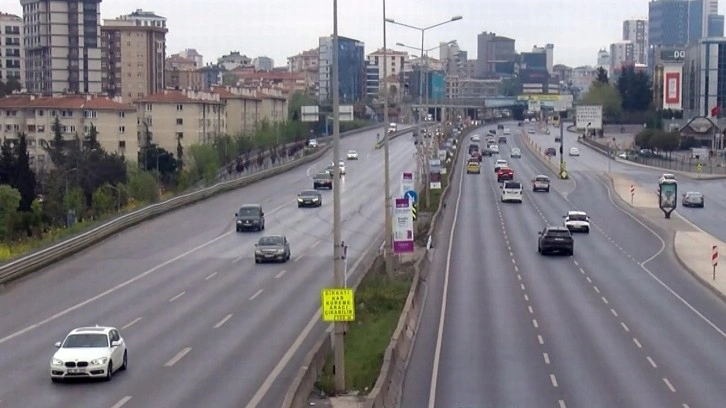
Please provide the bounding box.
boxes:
[466,159,481,174]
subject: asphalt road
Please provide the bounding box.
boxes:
[401,122,726,408]
[0,127,417,408]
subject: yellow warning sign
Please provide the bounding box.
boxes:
[321,288,355,322]
[696,163,703,173]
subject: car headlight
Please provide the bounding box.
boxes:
[297,198,303,202]
[236,220,242,224]
[51,358,63,366]
[255,249,263,255]
[312,198,319,201]
[277,249,285,254]
[90,357,108,366]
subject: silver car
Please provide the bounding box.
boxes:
[254,235,291,263]
[682,191,704,208]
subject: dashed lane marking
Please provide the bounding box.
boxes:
[275,270,287,279]
[663,378,677,392]
[528,305,534,314]
[586,276,592,284]
[621,322,630,332]
[532,319,539,328]
[310,240,320,249]
[110,396,132,408]
[164,347,191,367]
[517,274,522,281]
[514,265,519,272]
[579,267,585,275]
[538,335,545,345]
[232,255,244,263]
[543,352,550,364]
[169,291,185,302]
[121,317,142,330]
[204,271,218,280]
[550,374,559,387]
[520,283,526,291]
[294,255,305,262]
[633,337,642,348]
[610,308,619,317]
[647,356,658,368]
[249,289,264,301]
[559,401,567,408]
[524,294,529,302]
[593,286,600,294]
[214,313,233,328]
[601,296,609,304]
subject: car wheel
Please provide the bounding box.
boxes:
[545,188,550,192]
[120,350,127,371]
[105,362,113,381]
[255,258,260,264]
[537,245,541,253]
[584,227,590,234]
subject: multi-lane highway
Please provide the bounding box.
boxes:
[0,127,417,408]
[402,122,726,408]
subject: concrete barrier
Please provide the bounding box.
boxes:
[519,129,560,175]
[282,335,333,408]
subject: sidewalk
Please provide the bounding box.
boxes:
[608,173,726,300]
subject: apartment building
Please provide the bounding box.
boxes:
[165,68,204,90]
[21,0,103,95]
[101,9,168,101]
[211,86,287,135]
[253,56,274,71]
[229,70,306,94]
[135,89,226,153]
[287,48,318,72]
[0,94,137,169]
[0,13,24,83]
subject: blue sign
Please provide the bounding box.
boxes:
[404,190,418,204]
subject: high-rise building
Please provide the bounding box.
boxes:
[532,44,554,75]
[101,9,167,101]
[21,0,103,95]
[623,19,648,65]
[439,41,468,77]
[597,48,611,72]
[683,38,726,118]
[610,41,635,74]
[287,48,319,72]
[253,56,274,71]
[317,35,365,103]
[475,32,516,79]
[649,0,723,47]
[0,13,24,84]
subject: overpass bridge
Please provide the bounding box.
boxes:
[409,95,568,110]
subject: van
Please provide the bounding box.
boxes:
[501,181,523,203]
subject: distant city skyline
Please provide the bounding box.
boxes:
[2,0,726,68]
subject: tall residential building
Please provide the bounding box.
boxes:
[101,9,167,101]
[21,0,103,95]
[218,51,250,70]
[597,48,611,68]
[0,13,24,83]
[623,19,648,65]
[649,0,723,47]
[287,48,319,72]
[253,56,274,71]
[682,37,726,118]
[532,44,554,74]
[475,32,516,78]
[610,41,635,74]
[175,48,202,67]
[317,35,365,103]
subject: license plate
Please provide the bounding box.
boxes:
[265,254,274,258]
[245,221,251,224]
[554,238,564,241]
[67,368,84,374]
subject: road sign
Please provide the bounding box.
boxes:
[321,288,355,322]
[696,163,703,173]
[576,105,603,130]
[713,246,719,267]
[301,105,319,122]
[404,190,418,204]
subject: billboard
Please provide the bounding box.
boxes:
[662,65,683,110]
[576,105,603,130]
[429,71,446,100]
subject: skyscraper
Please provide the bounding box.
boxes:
[475,32,516,79]
[21,0,103,95]
[0,13,24,84]
[318,35,365,103]
[532,44,554,75]
[623,19,648,65]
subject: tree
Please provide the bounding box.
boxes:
[185,144,221,184]
[595,67,609,84]
[176,137,184,171]
[635,128,656,148]
[13,133,36,212]
[287,91,315,121]
[0,185,20,240]
[617,65,652,111]
[651,130,680,152]
[0,138,15,185]
[91,184,115,216]
[84,124,101,150]
[580,83,623,120]
[126,169,160,203]
[42,116,67,168]
[4,78,21,94]
[139,144,177,182]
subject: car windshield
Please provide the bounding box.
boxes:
[512,148,520,152]
[548,229,571,237]
[300,191,318,197]
[62,333,108,348]
[315,173,331,179]
[348,150,356,154]
[568,214,588,221]
[505,182,521,189]
[258,236,283,246]
[496,160,507,164]
[238,207,259,216]
[662,174,675,180]
[535,176,549,182]
[687,192,703,197]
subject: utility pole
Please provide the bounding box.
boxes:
[382,0,393,276]
[421,31,430,209]
[331,0,346,393]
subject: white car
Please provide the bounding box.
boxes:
[569,147,580,156]
[528,128,535,134]
[489,144,500,154]
[331,161,346,174]
[494,159,508,172]
[471,134,481,142]
[503,128,511,135]
[511,148,522,158]
[346,150,359,160]
[501,180,523,203]
[308,139,318,148]
[659,173,676,184]
[564,210,590,233]
[50,326,127,382]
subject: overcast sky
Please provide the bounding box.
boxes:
[2,0,724,67]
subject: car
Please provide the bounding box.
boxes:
[659,173,676,184]
[503,128,511,135]
[346,150,359,160]
[538,226,574,256]
[470,151,482,162]
[298,190,322,207]
[330,161,346,174]
[494,159,508,172]
[466,159,481,174]
[471,134,481,142]
[489,144,500,154]
[545,147,557,156]
[569,147,580,156]
[682,191,705,207]
[532,175,550,192]
[254,234,291,263]
[482,146,493,156]
[564,210,591,233]
[313,172,334,189]
[554,136,562,143]
[388,122,397,133]
[497,167,514,182]
[498,136,507,144]
[510,148,522,158]
[308,139,318,148]
[468,143,480,155]
[235,204,265,231]
[50,326,127,382]
[501,180,523,203]
[528,128,535,134]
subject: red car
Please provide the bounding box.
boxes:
[470,152,482,162]
[497,167,514,182]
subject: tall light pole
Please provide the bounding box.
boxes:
[382,0,393,277]
[331,0,346,394]
[386,16,462,208]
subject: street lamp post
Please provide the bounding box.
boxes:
[386,16,462,208]
[382,0,394,277]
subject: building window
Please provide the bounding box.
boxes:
[119,140,126,149]
[118,111,125,118]
[176,118,183,125]
[176,132,183,139]
[119,126,125,133]
[145,104,152,112]
[176,104,183,111]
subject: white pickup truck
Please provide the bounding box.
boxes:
[388,122,397,133]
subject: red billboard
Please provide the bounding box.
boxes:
[664,72,681,105]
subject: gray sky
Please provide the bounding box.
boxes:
[1,0,722,67]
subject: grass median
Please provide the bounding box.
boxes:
[316,258,414,394]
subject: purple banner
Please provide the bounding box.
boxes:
[393,198,414,253]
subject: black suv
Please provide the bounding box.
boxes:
[235,204,265,232]
[537,226,574,255]
[313,172,334,189]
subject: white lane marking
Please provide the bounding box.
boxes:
[602,296,609,304]
[579,267,585,274]
[586,276,592,283]
[514,265,519,272]
[294,254,305,262]
[532,319,539,328]
[275,270,287,279]
[110,396,132,408]
[573,260,579,266]
[0,198,295,346]
[550,374,559,387]
[647,356,658,368]
[232,255,244,263]
[427,150,466,408]
[528,305,534,314]
[663,378,676,392]
[509,251,514,257]
[621,322,630,332]
[164,347,191,367]
[214,314,233,329]
[543,352,550,364]
[524,294,529,302]
[683,404,690,408]
[601,177,726,340]
[593,286,600,294]
[511,259,516,265]
[169,291,185,302]
[121,317,142,330]
[205,271,218,280]
[310,240,320,249]
[559,400,567,408]
[520,283,526,291]
[244,237,373,408]
[517,274,522,281]
[611,308,619,317]
[249,289,263,301]
[633,337,642,348]
[538,335,544,345]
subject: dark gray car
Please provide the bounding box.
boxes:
[235,204,265,232]
[298,190,322,207]
[254,235,291,263]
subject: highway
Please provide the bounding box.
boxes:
[401,122,726,408]
[0,127,417,408]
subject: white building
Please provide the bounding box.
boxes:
[177,48,203,68]
[218,51,251,71]
[597,48,611,70]
[532,44,554,75]
[623,18,648,65]
[0,13,24,84]
[366,48,408,78]
[253,56,274,71]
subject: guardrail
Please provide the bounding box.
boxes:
[519,129,560,175]
[0,124,405,285]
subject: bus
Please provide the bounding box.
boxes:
[551,116,560,127]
